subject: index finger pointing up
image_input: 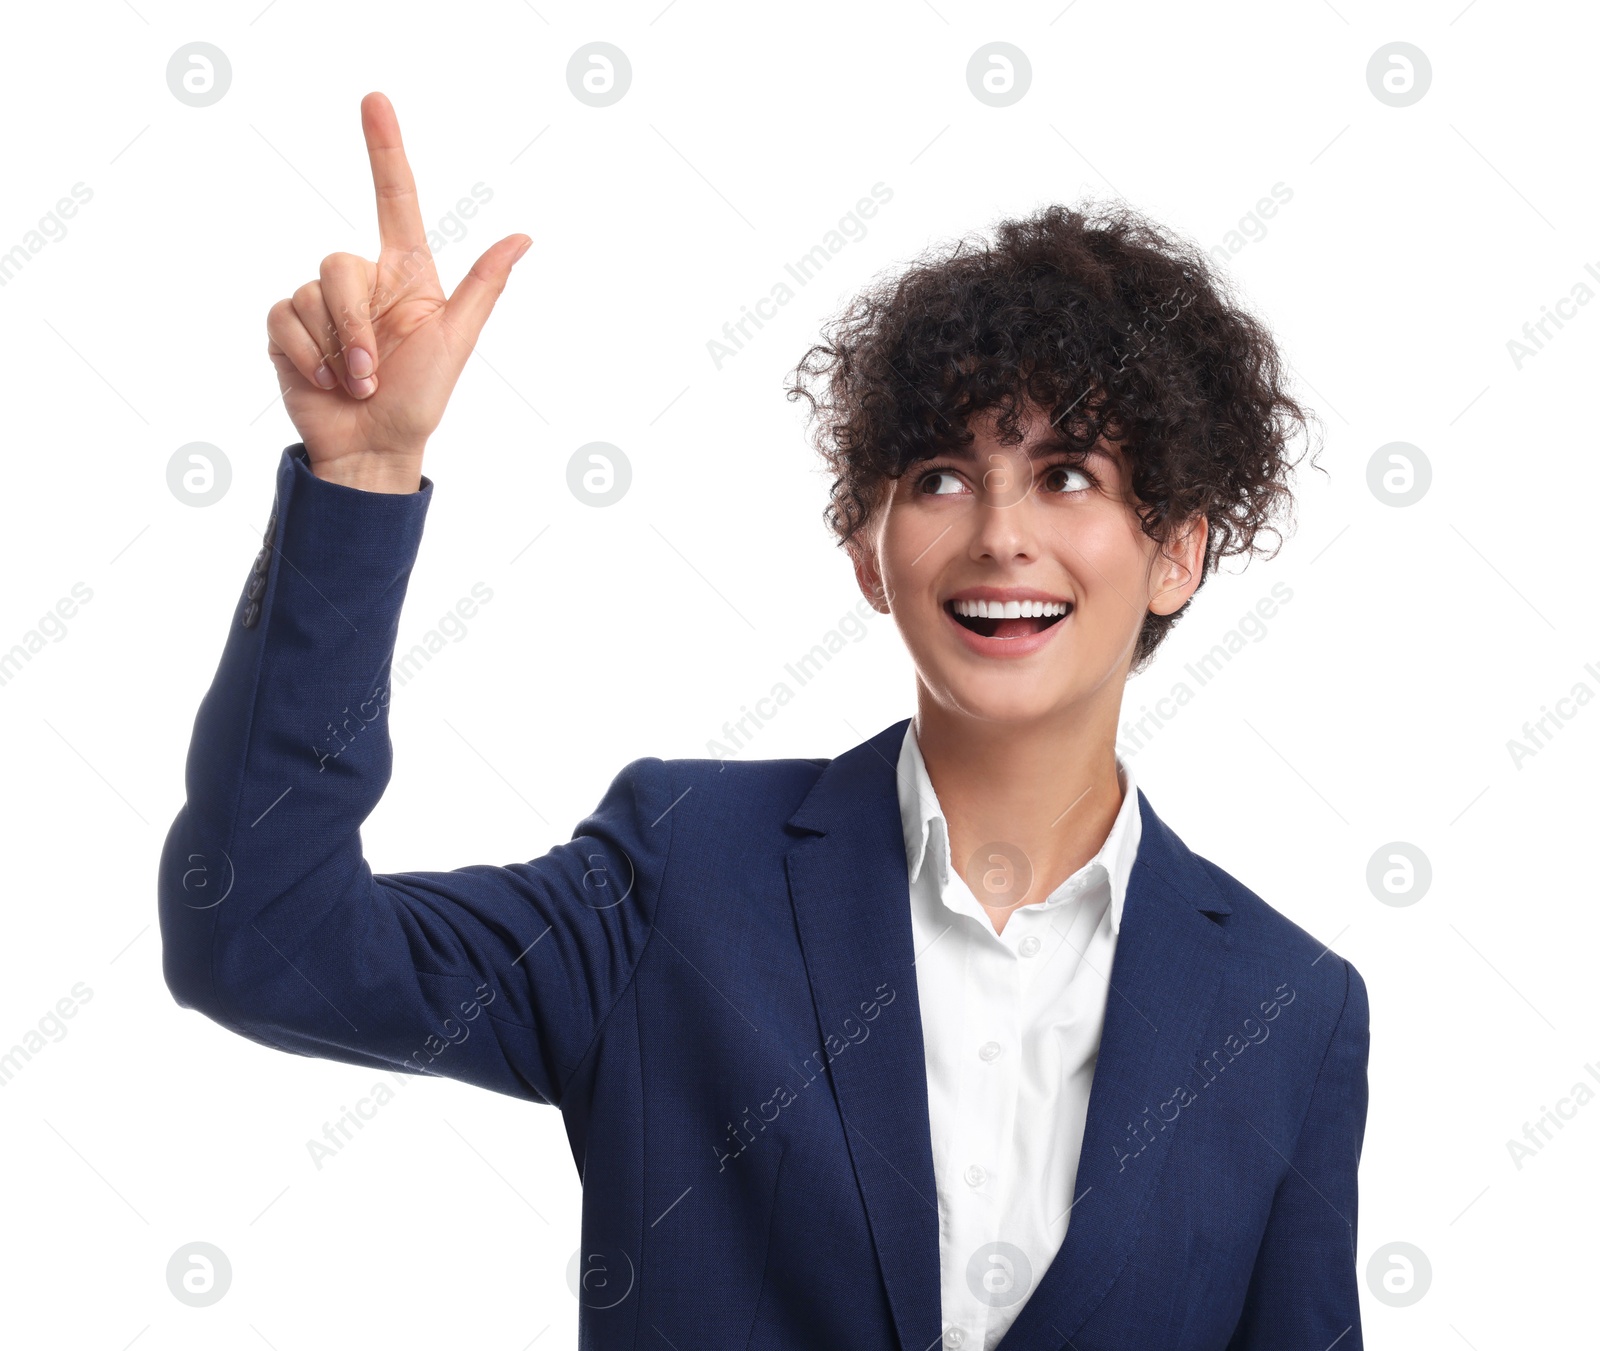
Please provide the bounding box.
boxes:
[361,92,428,255]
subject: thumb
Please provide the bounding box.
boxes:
[440,233,531,354]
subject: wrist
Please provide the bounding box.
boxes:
[308,448,426,494]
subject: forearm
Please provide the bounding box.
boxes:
[157,445,667,1104]
[158,442,432,1044]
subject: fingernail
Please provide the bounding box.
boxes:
[313,362,337,389]
[513,236,531,263]
[346,346,374,378]
[351,376,376,398]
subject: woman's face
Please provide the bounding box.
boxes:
[853,404,1208,731]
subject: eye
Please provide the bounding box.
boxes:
[916,468,969,497]
[1040,462,1095,495]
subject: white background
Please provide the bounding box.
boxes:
[1,0,1595,1346]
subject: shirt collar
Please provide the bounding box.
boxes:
[896,722,1142,934]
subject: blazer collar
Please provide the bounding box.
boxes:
[784,718,1233,1350]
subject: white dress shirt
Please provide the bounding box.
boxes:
[896,725,1143,1351]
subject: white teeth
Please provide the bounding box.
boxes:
[951,599,1070,618]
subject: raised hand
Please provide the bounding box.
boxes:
[265,92,530,492]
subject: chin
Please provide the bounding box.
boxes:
[922,669,1085,728]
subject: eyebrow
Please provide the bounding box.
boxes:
[938,435,1112,461]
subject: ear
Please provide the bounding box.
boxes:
[848,535,891,615]
[1147,512,1209,617]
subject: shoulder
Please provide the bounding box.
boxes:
[1172,832,1367,1037]
[1175,848,1373,1115]
[1198,851,1341,964]
[594,752,832,834]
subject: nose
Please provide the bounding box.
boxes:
[969,450,1042,564]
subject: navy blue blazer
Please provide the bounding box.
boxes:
[159,444,1370,1350]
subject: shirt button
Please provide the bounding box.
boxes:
[1019,936,1041,957]
[943,1329,966,1349]
[964,1164,986,1187]
[979,1041,1003,1063]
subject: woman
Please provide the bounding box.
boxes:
[159,92,1368,1350]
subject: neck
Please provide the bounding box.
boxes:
[913,684,1127,935]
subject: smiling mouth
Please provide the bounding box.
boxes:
[946,598,1072,639]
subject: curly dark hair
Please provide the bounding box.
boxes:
[785,200,1320,671]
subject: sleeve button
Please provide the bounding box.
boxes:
[252,546,271,575]
[245,574,266,601]
[242,600,261,629]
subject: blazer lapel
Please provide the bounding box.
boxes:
[785,717,944,1351]
[997,788,1233,1349]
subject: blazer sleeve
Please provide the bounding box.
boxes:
[1226,957,1371,1349]
[157,444,672,1108]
